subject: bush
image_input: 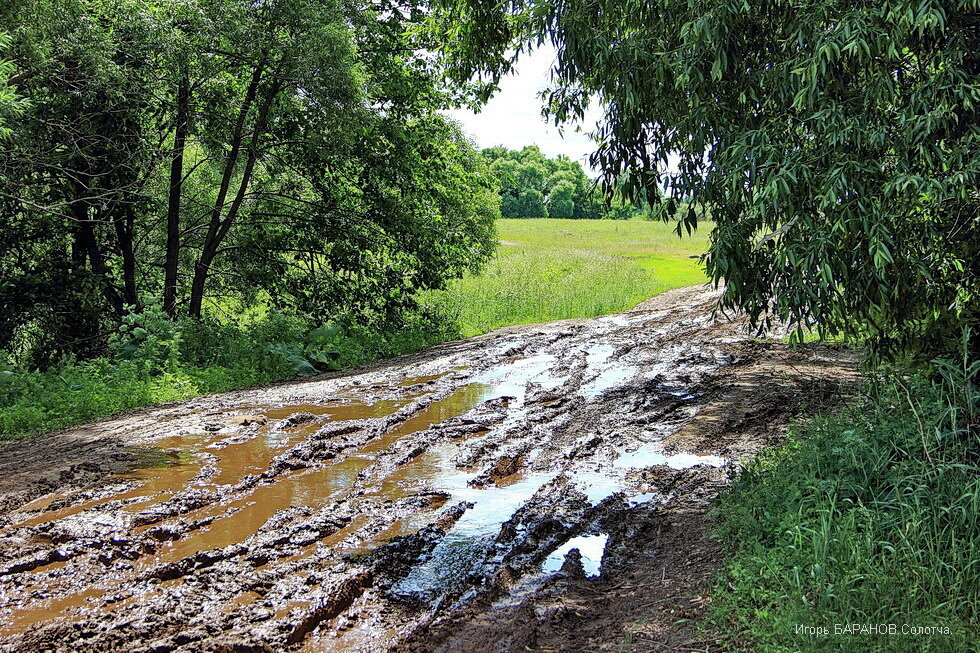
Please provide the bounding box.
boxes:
[0,304,455,441]
[709,346,980,651]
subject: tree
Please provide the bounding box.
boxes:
[432,0,980,357]
[547,180,575,219]
[484,145,633,219]
[511,188,547,218]
[0,0,499,365]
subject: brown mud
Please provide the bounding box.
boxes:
[0,285,858,652]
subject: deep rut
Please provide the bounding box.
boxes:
[0,286,858,652]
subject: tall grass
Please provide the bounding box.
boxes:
[423,218,710,336]
[710,346,980,651]
[425,246,669,336]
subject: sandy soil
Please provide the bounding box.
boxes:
[0,285,859,652]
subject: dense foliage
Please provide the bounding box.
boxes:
[482,145,633,219]
[0,32,23,138]
[0,0,499,369]
[711,349,980,650]
[431,0,980,359]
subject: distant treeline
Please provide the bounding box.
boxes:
[483,146,640,220]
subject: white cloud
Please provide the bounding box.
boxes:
[444,46,603,175]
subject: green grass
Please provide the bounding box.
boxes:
[709,356,980,651]
[424,218,710,336]
[0,359,290,439]
[0,311,454,441]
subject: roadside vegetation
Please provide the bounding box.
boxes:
[0,1,497,440]
[0,303,456,440]
[710,350,980,651]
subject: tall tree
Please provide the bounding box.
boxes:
[0,0,499,365]
[433,0,980,357]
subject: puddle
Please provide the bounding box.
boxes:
[358,384,489,454]
[627,492,659,506]
[12,458,203,530]
[0,586,107,638]
[380,430,559,600]
[613,446,726,470]
[579,344,637,398]
[261,400,405,421]
[392,470,555,601]
[599,315,630,327]
[570,468,630,505]
[475,353,564,404]
[543,534,608,577]
[567,443,724,508]
[209,400,409,486]
[145,384,493,564]
[0,378,515,634]
[151,455,374,564]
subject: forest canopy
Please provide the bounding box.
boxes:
[0,0,499,367]
[482,145,635,220]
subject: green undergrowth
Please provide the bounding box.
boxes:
[0,307,455,441]
[709,349,980,651]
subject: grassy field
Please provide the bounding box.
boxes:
[424,218,711,337]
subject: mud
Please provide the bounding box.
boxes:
[0,285,858,652]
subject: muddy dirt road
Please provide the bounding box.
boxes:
[0,286,857,652]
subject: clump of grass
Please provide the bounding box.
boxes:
[709,348,980,651]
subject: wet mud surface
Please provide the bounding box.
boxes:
[0,286,858,652]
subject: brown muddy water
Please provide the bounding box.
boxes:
[0,285,853,652]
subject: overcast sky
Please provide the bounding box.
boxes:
[444,46,603,175]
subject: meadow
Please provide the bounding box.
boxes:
[424,218,711,336]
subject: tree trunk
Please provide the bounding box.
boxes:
[188,60,267,318]
[163,73,190,317]
[71,193,124,318]
[188,59,278,318]
[114,203,139,309]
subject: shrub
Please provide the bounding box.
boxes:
[0,304,453,440]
